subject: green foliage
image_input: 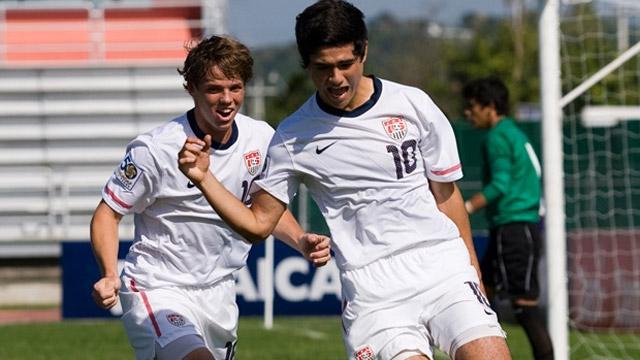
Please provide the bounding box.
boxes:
[365,14,458,117]
[252,43,301,81]
[560,2,640,109]
[265,71,315,128]
[451,16,514,80]
[449,12,540,114]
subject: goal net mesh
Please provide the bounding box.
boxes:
[559,0,640,358]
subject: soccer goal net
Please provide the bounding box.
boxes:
[540,0,640,359]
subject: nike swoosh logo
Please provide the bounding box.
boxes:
[315,141,337,154]
[187,181,196,188]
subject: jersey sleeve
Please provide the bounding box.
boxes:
[251,131,300,205]
[102,138,158,215]
[417,94,463,182]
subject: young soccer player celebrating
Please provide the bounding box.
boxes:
[91,35,330,360]
[179,2,511,359]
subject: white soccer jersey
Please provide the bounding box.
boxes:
[103,110,274,289]
[255,77,463,270]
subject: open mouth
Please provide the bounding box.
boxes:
[216,108,234,120]
[328,86,348,99]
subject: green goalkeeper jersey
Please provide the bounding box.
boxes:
[481,117,541,228]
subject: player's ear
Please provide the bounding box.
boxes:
[488,102,501,118]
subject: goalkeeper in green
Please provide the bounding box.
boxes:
[463,77,554,360]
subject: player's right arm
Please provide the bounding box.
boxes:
[179,135,286,243]
[272,210,332,267]
[90,200,122,310]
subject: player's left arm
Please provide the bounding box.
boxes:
[430,180,485,292]
[272,210,331,267]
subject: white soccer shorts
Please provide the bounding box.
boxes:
[341,238,506,360]
[119,274,238,360]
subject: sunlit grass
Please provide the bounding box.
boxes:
[5,316,629,359]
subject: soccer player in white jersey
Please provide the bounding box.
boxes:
[90,35,331,360]
[179,2,511,359]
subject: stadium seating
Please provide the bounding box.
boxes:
[0,66,191,254]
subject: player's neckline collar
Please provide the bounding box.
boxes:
[316,76,382,118]
[187,109,238,150]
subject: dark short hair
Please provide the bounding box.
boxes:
[295,0,368,68]
[462,77,510,116]
[178,35,253,90]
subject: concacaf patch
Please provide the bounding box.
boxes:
[243,150,261,176]
[354,345,375,360]
[382,117,408,141]
[115,153,143,191]
[166,313,186,327]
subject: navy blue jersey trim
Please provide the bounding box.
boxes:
[187,109,205,139]
[187,108,238,150]
[315,76,382,118]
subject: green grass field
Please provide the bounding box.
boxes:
[0,316,539,360]
[3,315,638,359]
[2,316,636,359]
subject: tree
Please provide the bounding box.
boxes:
[448,10,540,115]
[265,71,315,127]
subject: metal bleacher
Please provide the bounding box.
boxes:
[0,66,192,257]
[0,0,231,258]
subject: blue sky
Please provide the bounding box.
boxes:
[227,0,516,48]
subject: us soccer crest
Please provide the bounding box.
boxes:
[382,117,408,141]
[166,313,186,327]
[354,345,375,360]
[243,150,261,176]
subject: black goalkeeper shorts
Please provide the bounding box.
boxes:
[481,222,542,301]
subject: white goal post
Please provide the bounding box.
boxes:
[539,2,568,359]
[540,1,640,359]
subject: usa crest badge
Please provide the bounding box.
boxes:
[243,150,261,176]
[382,117,407,141]
[166,313,186,327]
[355,345,375,360]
